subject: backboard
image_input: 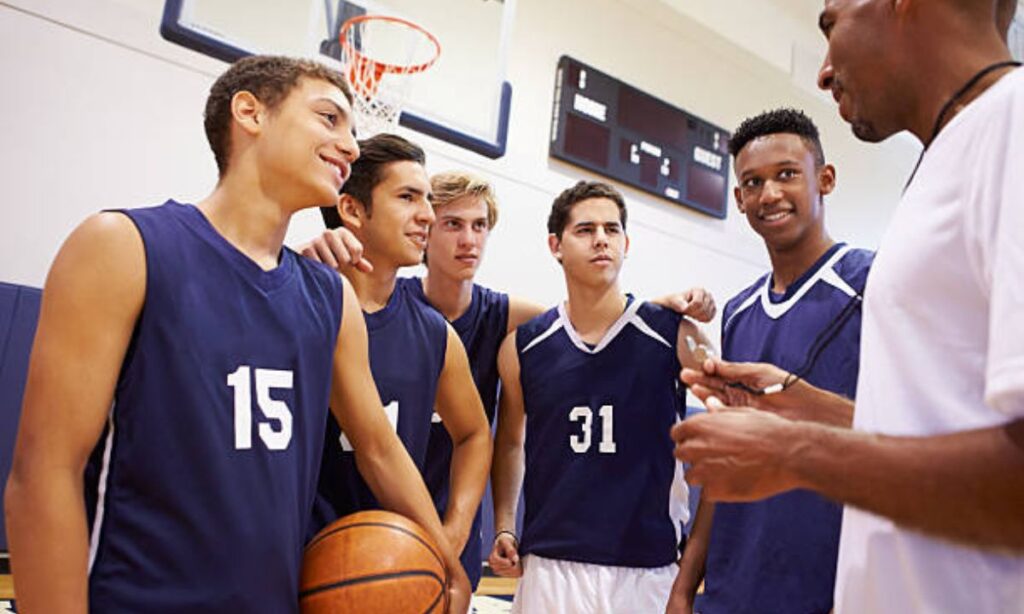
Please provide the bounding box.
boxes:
[160,0,514,158]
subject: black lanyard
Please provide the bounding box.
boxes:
[904,60,1021,191]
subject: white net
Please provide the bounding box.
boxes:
[339,16,441,137]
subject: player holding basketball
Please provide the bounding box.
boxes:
[4,56,469,613]
[487,181,711,613]
[308,135,492,583]
[300,171,717,591]
[674,1,1024,612]
[669,108,872,614]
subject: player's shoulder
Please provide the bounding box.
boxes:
[397,281,446,325]
[515,305,560,348]
[635,299,683,332]
[832,245,875,291]
[834,245,875,273]
[472,282,510,312]
[723,272,770,323]
[287,245,345,293]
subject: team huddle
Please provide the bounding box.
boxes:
[6,0,1024,613]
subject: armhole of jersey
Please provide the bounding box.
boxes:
[106,209,149,388]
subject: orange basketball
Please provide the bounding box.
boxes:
[300,510,449,614]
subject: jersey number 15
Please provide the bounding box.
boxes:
[227,366,293,451]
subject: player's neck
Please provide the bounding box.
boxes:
[343,256,399,313]
[421,272,473,321]
[767,234,835,294]
[564,282,627,344]
[197,181,291,271]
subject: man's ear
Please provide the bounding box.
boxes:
[733,186,746,214]
[818,163,837,197]
[548,233,563,264]
[338,194,368,230]
[230,90,264,138]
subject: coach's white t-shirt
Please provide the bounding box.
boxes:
[834,68,1024,613]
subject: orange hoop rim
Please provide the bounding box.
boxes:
[338,14,441,76]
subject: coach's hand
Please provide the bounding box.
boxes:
[672,396,803,501]
[297,227,373,273]
[488,532,522,578]
[682,358,854,427]
[658,287,717,323]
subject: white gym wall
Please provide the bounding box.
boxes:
[0,0,919,341]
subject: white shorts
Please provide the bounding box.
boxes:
[511,554,677,614]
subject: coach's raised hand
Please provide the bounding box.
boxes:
[681,358,853,427]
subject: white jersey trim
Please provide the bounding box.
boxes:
[521,318,565,355]
[87,406,116,573]
[725,245,855,330]
[524,300,673,356]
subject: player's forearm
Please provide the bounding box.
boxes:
[356,436,454,556]
[443,429,492,551]
[788,418,1024,549]
[5,466,90,613]
[674,496,713,601]
[490,435,524,532]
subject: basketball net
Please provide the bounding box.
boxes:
[338,15,441,137]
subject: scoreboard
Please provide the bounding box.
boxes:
[549,56,731,219]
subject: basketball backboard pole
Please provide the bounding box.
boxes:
[159,0,513,159]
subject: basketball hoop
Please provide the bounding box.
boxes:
[338,15,441,136]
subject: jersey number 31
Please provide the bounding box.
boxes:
[569,405,616,454]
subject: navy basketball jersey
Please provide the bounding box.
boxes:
[406,277,509,589]
[517,298,687,568]
[84,201,343,613]
[310,278,448,534]
[701,243,873,614]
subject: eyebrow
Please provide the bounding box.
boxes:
[573,220,621,229]
[397,185,430,198]
[739,160,803,180]
[313,97,350,120]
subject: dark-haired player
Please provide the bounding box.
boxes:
[5,56,469,613]
[488,181,711,613]
[670,108,872,614]
[309,134,492,589]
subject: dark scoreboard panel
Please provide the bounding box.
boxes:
[549,56,731,219]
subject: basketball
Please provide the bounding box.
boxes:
[300,510,449,614]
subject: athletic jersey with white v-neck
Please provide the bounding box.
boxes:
[835,68,1024,614]
[700,243,872,614]
[84,201,342,613]
[516,298,687,567]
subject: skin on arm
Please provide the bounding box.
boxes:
[667,494,714,614]
[488,332,526,577]
[326,279,470,612]
[4,213,146,614]
[673,399,1024,551]
[662,317,716,613]
[682,358,854,428]
[506,296,545,334]
[434,325,492,553]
